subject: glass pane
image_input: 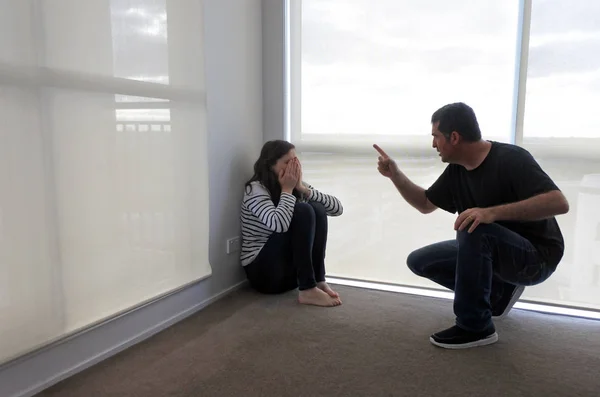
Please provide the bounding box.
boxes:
[300,152,455,287]
[297,0,521,289]
[45,89,210,331]
[111,0,169,84]
[524,0,600,141]
[518,158,600,310]
[0,0,209,364]
[300,0,519,144]
[40,0,204,89]
[521,0,600,310]
[0,87,210,363]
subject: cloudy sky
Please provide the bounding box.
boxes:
[300,0,600,139]
[110,0,169,84]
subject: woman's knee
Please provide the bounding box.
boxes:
[293,202,316,223]
[308,201,327,218]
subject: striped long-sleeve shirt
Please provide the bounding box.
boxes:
[240,181,343,266]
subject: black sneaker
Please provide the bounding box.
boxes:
[492,285,525,319]
[430,325,498,349]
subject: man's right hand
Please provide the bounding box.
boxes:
[373,144,437,214]
[374,144,400,179]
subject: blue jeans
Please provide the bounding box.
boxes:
[407,223,554,332]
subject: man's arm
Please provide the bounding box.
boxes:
[495,147,570,221]
[489,190,569,222]
[374,144,440,214]
[390,170,437,214]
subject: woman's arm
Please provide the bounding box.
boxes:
[298,182,343,216]
[243,183,296,232]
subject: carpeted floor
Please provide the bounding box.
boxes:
[37,285,600,397]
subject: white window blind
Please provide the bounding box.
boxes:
[0,0,210,364]
[290,0,520,153]
[290,0,600,311]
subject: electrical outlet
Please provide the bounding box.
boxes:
[226,236,240,254]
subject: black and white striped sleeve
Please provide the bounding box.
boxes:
[244,184,297,232]
[304,183,343,216]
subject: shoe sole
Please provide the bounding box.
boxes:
[429,332,499,349]
[494,286,525,319]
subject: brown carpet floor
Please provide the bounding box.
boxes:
[37,285,600,397]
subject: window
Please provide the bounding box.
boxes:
[0,0,210,364]
[291,0,520,152]
[290,0,600,311]
[520,0,600,310]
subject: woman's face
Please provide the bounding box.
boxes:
[272,149,297,176]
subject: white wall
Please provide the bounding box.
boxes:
[0,1,264,396]
[204,0,263,298]
[262,0,286,142]
[204,0,284,297]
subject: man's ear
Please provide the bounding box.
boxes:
[450,131,461,145]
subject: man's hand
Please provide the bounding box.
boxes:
[454,207,496,233]
[374,144,400,178]
[373,143,438,214]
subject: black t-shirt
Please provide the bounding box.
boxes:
[425,141,565,269]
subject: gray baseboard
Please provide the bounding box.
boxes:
[0,279,248,397]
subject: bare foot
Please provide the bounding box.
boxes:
[298,287,341,307]
[317,281,340,298]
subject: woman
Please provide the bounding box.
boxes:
[240,140,344,307]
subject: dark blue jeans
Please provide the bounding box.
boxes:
[245,202,328,294]
[407,223,554,332]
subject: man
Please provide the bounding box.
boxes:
[374,102,569,349]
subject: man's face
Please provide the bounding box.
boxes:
[431,122,456,163]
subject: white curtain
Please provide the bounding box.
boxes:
[0,0,210,363]
[292,0,600,311]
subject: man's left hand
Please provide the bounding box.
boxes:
[454,207,496,233]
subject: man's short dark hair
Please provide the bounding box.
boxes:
[431,102,482,142]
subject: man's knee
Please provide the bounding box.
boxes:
[457,223,489,239]
[456,223,497,248]
[406,248,428,276]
